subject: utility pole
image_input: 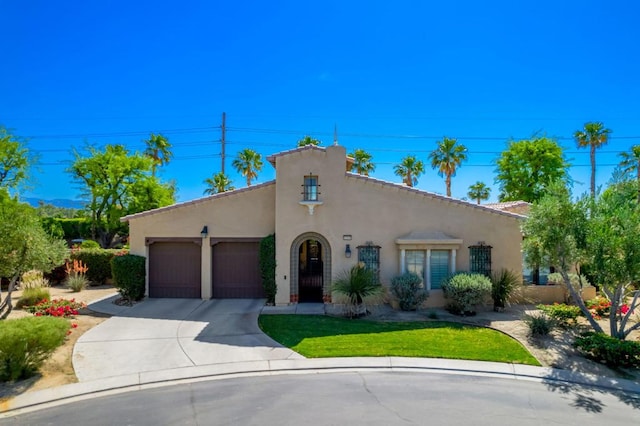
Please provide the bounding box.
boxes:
[221,112,226,174]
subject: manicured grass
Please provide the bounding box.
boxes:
[259,315,540,366]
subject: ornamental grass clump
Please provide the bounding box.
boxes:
[442,273,492,315]
[391,272,428,311]
[15,287,51,309]
[523,313,556,337]
[490,268,521,312]
[332,266,382,318]
[65,259,89,292]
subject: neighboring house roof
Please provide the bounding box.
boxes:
[346,173,526,219]
[485,200,531,216]
[121,180,276,222]
[267,144,354,169]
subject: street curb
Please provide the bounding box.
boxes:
[2,357,639,417]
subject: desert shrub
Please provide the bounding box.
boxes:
[490,268,520,311]
[523,313,556,337]
[574,332,640,368]
[15,287,51,309]
[536,303,581,328]
[259,234,277,305]
[585,296,612,319]
[80,239,100,249]
[111,254,146,302]
[26,298,86,318]
[442,273,492,315]
[66,274,88,292]
[20,270,50,290]
[0,316,70,381]
[333,266,382,318]
[70,249,116,285]
[391,272,428,311]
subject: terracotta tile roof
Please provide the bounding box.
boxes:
[345,173,527,219]
[121,180,276,222]
[485,200,531,209]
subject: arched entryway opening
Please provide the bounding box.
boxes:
[290,233,332,303]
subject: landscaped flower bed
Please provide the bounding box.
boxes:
[26,298,87,318]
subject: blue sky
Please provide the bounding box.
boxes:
[2,0,639,203]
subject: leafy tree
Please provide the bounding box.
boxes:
[144,133,172,177]
[495,136,569,202]
[0,126,34,192]
[69,144,174,247]
[467,181,491,204]
[394,155,424,187]
[297,136,321,147]
[523,182,640,340]
[618,145,640,203]
[232,148,263,187]
[0,190,67,319]
[203,172,235,195]
[574,121,612,197]
[428,137,468,197]
[349,148,375,176]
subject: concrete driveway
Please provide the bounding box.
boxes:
[73,298,302,382]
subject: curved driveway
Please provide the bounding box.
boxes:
[73,298,302,382]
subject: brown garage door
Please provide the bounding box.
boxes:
[212,242,264,298]
[149,241,201,298]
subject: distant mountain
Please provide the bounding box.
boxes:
[24,197,85,209]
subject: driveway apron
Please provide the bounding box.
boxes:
[73,298,301,382]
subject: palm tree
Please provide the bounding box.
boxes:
[232,148,263,186]
[144,133,172,177]
[393,155,424,187]
[574,122,612,196]
[619,145,640,203]
[203,172,235,195]
[297,136,321,147]
[467,181,491,204]
[349,148,375,176]
[428,137,468,197]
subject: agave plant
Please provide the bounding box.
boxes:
[332,266,382,318]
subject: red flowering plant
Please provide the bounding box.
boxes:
[26,298,87,318]
[585,296,612,320]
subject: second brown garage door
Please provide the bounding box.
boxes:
[212,241,265,298]
[149,241,201,298]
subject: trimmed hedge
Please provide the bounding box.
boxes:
[111,254,146,302]
[442,273,492,315]
[70,249,117,285]
[0,316,70,381]
[55,218,92,240]
[259,234,277,305]
[574,332,640,368]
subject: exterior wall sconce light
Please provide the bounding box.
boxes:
[345,244,352,258]
[200,226,208,238]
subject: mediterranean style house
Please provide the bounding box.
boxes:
[122,144,526,307]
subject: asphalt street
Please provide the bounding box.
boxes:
[3,371,639,425]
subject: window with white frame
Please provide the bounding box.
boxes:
[405,250,425,286]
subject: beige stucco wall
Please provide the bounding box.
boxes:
[273,145,524,306]
[126,183,275,298]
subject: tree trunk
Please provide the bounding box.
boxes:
[0,274,19,320]
[446,175,452,197]
[561,270,603,333]
[590,144,596,196]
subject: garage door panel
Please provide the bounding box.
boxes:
[212,242,264,298]
[149,242,201,298]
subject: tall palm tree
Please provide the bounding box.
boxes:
[574,122,612,196]
[619,145,640,203]
[203,172,235,195]
[297,136,321,147]
[144,133,172,177]
[232,148,263,186]
[467,181,491,204]
[428,137,468,197]
[349,148,375,176]
[393,155,424,187]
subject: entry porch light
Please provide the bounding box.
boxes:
[201,226,208,238]
[345,244,352,258]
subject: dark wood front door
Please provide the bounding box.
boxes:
[299,240,323,302]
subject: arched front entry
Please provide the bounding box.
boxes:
[290,232,332,303]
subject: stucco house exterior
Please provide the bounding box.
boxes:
[122,144,526,307]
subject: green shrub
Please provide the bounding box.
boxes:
[55,218,91,240]
[79,239,100,249]
[491,268,520,311]
[16,287,51,309]
[574,332,640,368]
[333,266,382,318]
[536,303,581,328]
[66,274,88,292]
[391,272,428,311]
[259,234,277,305]
[523,313,555,337]
[71,249,116,285]
[442,273,492,315]
[0,316,70,381]
[111,254,146,302]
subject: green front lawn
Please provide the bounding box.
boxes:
[259,315,540,366]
